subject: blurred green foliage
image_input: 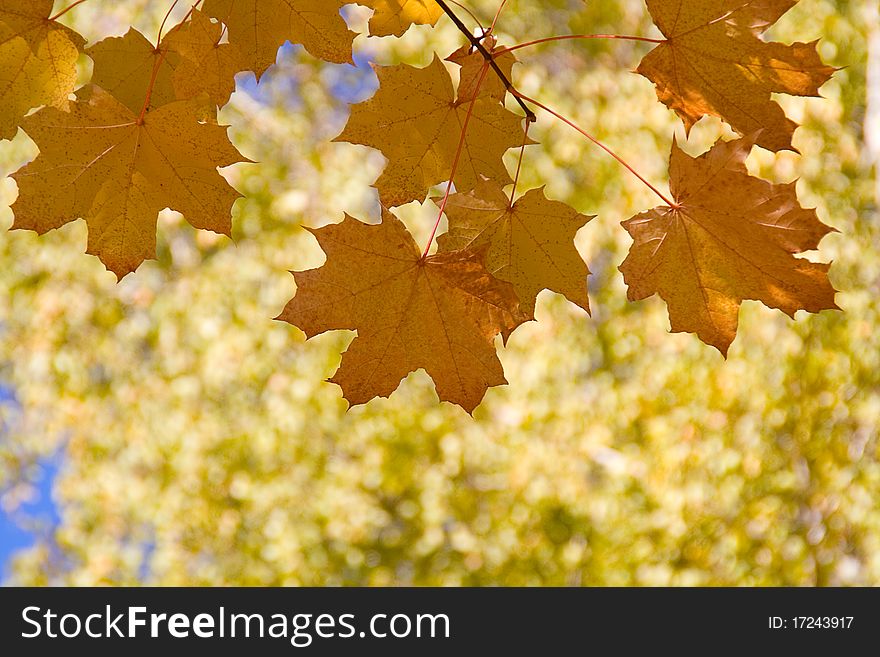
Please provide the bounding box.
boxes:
[0,0,877,585]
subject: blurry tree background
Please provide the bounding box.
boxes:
[0,0,878,586]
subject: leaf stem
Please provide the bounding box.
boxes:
[49,0,91,21]
[511,90,678,208]
[422,61,492,259]
[445,0,485,32]
[137,0,204,124]
[497,33,664,55]
[509,121,530,208]
[488,0,508,35]
[157,0,182,46]
[434,0,536,122]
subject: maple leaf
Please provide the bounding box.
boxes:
[619,135,838,355]
[164,9,242,109]
[357,0,444,38]
[0,2,84,141]
[437,179,593,336]
[0,0,83,50]
[88,11,240,115]
[10,85,246,279]
[87,28,181,114]
[335,56,526,207]
[447,36,516,103]
[277,213,527,412]
[637,0,836,152]
[203,0,355,76]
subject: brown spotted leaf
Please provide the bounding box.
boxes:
[638,0,836,152]
[620,135,838,355]
[277,213,527,413]
[0,0,83,50]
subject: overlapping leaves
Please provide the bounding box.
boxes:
[0,0,839,412]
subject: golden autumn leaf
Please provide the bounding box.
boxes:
[619,135,838,355]
[11,85,246,279]
[164,9,242,108]
[447,36,516,103]
[335,56,526,207]
[0,1,84,141]
[438,179,593,335]
[357,0,444,37]
[277,213,527,413]
[203,0,355,76]
[0,0,83,49]
[637,0,836,152]
[87,28,181,114]
[88,11,240,115]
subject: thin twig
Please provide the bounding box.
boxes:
[434,0,536,122]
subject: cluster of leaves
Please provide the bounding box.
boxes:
[2,0,839,413]
[2,0,875,587]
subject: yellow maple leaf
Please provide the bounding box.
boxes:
[87,28,181,114]
[11,85,246,279]
[164,9,242,108]
[0,0,82,49]
[335,56,526,207]
[277,213,527,413]
[203,0,355,76]
[88,11,240,115]
[620,135,839,355]
[637,0,836,152]
[438,179,593,334]
[357,0,444,37]
[0,1,84,141]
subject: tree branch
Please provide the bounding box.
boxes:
[434,0,536,122]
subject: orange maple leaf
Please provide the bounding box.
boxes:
[277,213,527,413]
[620,134,839,355]
[438,179,593,332]
[335,56,526,207]
[11,85,246,279]
[637,0,836,152]
[203,0,355,76]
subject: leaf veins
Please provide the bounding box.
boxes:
[638,0,836,152]
[277,212,528,413]
[11,85,246,279]
[619,134,839,355]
